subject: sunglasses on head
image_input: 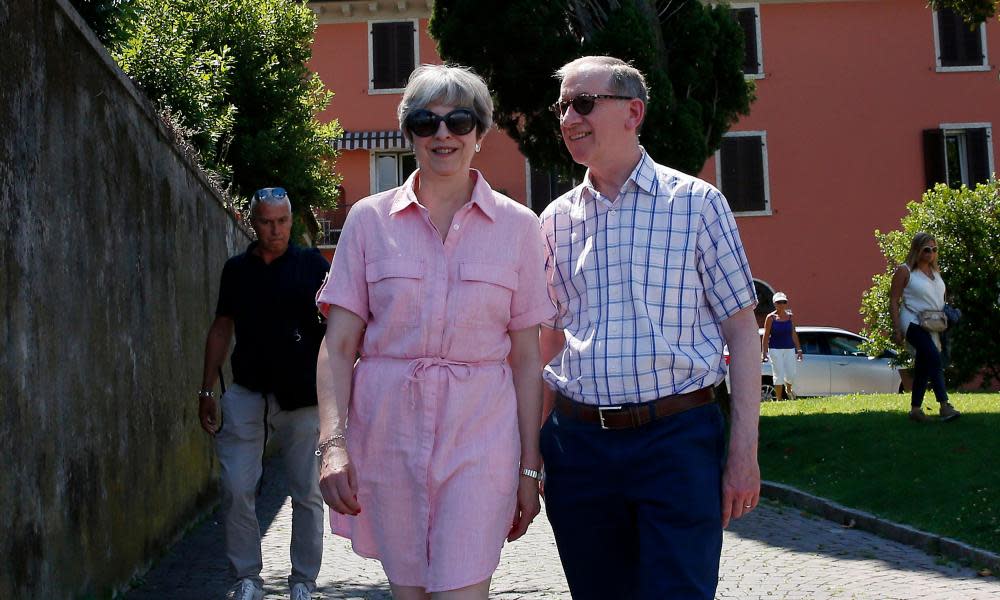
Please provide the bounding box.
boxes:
[550,93,634,118]
[255,187,287,201]
[405,109,478,138]
[922,246,939,253]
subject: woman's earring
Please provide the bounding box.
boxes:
[475,143,481,153]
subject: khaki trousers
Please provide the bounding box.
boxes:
[215,383,324,590]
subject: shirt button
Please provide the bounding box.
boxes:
[453,224,460,230]
[609,210,617,216]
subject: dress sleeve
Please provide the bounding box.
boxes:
[316,207,368,322]
[696,188,757,320]
[508,215,557,331]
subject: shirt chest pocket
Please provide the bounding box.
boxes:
[366,258,424,326]
[454,262,518,328]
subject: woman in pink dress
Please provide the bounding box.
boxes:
[315,64,554,599]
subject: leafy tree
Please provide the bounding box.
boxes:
[73,0,341,221]
[68,0,137,46]
[429,0,754,177]
[928,0,998,25]
[860,179,1000,387]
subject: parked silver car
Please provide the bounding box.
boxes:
[723,326,902,401]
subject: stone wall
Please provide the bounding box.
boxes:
[0,0,250,596]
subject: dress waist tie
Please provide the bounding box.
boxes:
[402,357,506,409]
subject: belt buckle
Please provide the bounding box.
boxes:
[597,405,623,430]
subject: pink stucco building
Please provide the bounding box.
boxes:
[308,0,999,330]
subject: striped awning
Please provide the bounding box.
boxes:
[332,130,411,151]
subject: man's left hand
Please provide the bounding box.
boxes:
[721,451,761,528]
[507,476,541,542]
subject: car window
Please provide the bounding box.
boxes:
[797,332,825,355]
[827,334,866,357]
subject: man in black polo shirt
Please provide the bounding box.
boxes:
[198,187,329,600]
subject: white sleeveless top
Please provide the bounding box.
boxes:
[900,265,946,329]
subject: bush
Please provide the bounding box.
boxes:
[860,179,1000,386]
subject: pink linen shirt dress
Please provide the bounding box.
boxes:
[316,169,554,591]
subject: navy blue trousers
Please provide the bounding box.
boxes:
[540,402,725,600]
[906,323,949,407]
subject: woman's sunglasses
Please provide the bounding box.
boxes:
[922,246,939,254]
[405,109,478,138]
[550,93,634,118]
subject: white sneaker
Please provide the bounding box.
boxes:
[227,578,264,600]
[290,582,313,600]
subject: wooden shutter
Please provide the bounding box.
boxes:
[938,8,983,67]
[371,22,414,89]
[966,128,991,186]
[922,129,947,189]
[720,135,765,212]
[392,22,415,88]
[733,8,759,75]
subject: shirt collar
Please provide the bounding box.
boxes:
[580,147,656,201]
[388,168,497,221]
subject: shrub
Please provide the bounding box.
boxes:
[860,179,1000,386]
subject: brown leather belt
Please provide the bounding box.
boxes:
[555,387,715,430]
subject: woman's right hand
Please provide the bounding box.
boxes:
[319,447,361,516]
[893,327,905,346]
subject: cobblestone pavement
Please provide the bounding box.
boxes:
[128,460,999,599]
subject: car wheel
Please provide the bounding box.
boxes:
[761,379,776,402]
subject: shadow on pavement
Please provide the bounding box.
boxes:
[126,457,289,599]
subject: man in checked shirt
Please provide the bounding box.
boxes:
[539,56,762,600]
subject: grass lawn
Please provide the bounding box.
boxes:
[758,393,1000,555]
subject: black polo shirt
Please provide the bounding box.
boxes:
[216,242,329,400]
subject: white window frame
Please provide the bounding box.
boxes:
[367,18,419,95]
[369,150,416,193]
[715,130,772,217]
[316,217,338,250]
[938,121,995,186]
[932,10,990,72]
[731,2,764,80]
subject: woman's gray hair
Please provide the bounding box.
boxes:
[398,64,494,142]
[556,56,649,105]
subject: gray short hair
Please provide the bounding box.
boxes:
[249,188,292,219]
[556,56,649,105]
[398,64,494,143]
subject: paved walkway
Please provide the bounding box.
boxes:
[128,460,999,599]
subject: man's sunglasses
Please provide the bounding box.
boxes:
[550,93,634,118]
[405,109,478,138]
[255,187,287,200]
[922,246,939,253]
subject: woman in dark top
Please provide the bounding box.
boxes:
[761,292,803,401]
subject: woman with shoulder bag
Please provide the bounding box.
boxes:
[889,232,960,422]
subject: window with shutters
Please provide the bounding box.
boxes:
[372,152,417,193]
[731,4,763,78]
[716,132,770,215]
[923,123,994,190]
[369,20,417,92]
[933,8,988,71]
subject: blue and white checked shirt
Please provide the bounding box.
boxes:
[541,150,756,405]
